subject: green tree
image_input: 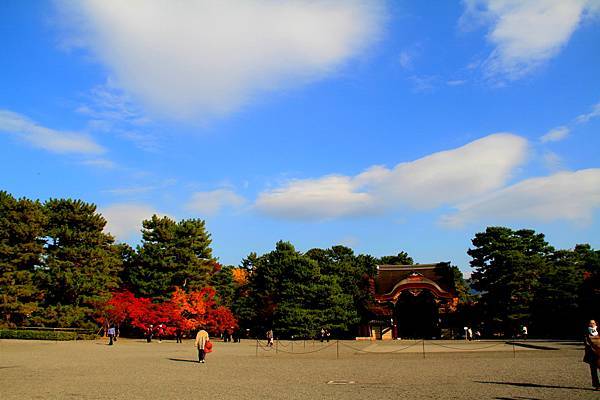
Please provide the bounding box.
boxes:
[468,227,552,335]
[0,191,46,326]
[531,248,585,337]
[209,264,236,307]
[379,251,414,265]
[36,199,123,328]
[124,215,213,298]
[306,246,377,335]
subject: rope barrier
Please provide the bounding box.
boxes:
[275,341,337,355]
[257,338,511,356]
[427,341,506,351]
[256,341,274,351]
[339,340,422,354]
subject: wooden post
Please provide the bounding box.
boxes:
[336,340,339,359]
[422,339,426,359]
[512,341,516,359]
[255,339,258,357]
[275,338,278,354]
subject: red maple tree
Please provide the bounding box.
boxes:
[100,287,237,336]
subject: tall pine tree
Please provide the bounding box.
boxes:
[124,215,213,298]
[35,199,122,328]
[0,191,45,326]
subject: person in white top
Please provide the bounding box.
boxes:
[195,328,210,364]
[584,320,599,390]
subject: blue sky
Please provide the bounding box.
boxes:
[1,1,599,273]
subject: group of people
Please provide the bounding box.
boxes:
[319,328,331,342]
[462,326,481,341]
[144,323,166,343]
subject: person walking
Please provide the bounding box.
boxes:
[266,329,274,347]
[107,325,116,346]
[175,327,183,343]
[146,324,153,343]
[195,328,210,364]
[157,324,164,343]
[584,320,600,390]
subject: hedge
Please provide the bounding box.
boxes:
[0,329,97,340]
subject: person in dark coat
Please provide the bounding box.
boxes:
[583,320,600,390]
[146,324,154,343]
[107,325,116,345]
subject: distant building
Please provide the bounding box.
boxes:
[360,263,458,340]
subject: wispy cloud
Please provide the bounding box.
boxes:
[100,203,163,241]
[398,49,416,69]
[187,189,246,216]
[575,101,600,124]
[441,168,600,227]
[539,101,600,145]
[78,81,160,152]
[462,0,600,80]
[447,79,467,86]
[103,179,177,196]
[60,1,385,120]
[540,126,570,143]
[80,158,117,169]
[408,75,438,92]
[0,109,104,154]
[542,151,563,172]
[255,133,528,220]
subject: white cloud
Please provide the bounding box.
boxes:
[0,110,104,154]
[540,126,570,143]
[447,79,467,86]
[61,0,385,120]
[408,75,438,92]
[80,158,117,169]
[463,0,600,79]
[398,51,413,69]
[256,133,528,219]
[575,101,600,124]
[100,203,162,240]
[255,175,377,220]
[187,189,246,216]
[441,168,600,227]
[542,151,563,171]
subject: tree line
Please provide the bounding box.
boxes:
[466,227,599,338]
[1,190,598,338]
[0,191,223,331]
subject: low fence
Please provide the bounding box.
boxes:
[0,326,97,341]
[254,338,522,359]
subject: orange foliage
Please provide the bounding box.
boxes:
[232,268,249,285]
[101,287,237,335]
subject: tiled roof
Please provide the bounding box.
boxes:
[374,262,455,297]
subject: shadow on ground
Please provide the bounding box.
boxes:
[476,380,595,391]
[494,396,542,400]
[167,358,198,364]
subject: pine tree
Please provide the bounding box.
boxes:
[35,199,122,328]
[0,191,45,326]
[124,215,213,298]
[469,227,552,335]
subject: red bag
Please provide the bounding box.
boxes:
[205,340,213,353]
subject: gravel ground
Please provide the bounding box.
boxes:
[1,338,597,399]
